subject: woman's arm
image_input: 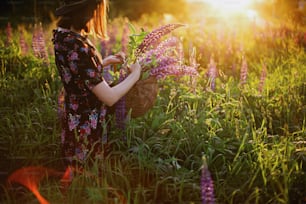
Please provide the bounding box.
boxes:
[92,61,141,107]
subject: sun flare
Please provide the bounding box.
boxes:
[196,0,261,16]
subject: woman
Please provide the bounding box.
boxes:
[52,0,141,167]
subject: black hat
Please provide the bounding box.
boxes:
[55,0,101,16]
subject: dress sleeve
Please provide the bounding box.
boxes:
[69,37,103,90]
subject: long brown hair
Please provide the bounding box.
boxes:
[57,0,108,39]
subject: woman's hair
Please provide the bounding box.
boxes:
[57,0,108,39]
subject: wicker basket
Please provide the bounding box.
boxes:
[125,76,158,118]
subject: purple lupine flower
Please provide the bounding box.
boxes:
[100,40,108,58]
[156,55,179,67]
[140,36,179,63]
[6,22,12,46]
[189,46,198,91]
[32,23,49,63]
[178,65,198,77]
[207,56,217,91]
[137,35,198,80]
[150,64,198,80]
[155,36,179,57]
[102,65,114,84]
[258,63,267,94]
[139,37,180,72]
[201,156,215,204]
[101,23,118,57]
[178,39,185,65]
[189,46,197,67]
[108,25,118,54]
[19,29,29,55]
[121,19,129,54]
[240,56,248,86]
[135,23,185,58]
[115,69,127,131]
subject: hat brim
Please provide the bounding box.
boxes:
[55,0,88,16]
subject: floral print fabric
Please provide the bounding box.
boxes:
[52,28,107,165]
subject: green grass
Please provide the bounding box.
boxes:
[0,18,305,204]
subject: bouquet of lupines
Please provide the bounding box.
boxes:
[115,23,199,120]
[124,23,199,80]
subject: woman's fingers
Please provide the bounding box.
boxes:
[115,52,126,62]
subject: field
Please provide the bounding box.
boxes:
[0,13,305,204]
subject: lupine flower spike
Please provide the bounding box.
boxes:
[207,55,217,91]
[178,38,185,66]
[240,56,248,86]
[32,23,49,63]
[136,35,198,80]
[19,29,29,55]
[100,39,108,58]
[201,156,215,204]
[121,19,130,54]
[135,23,185,59]
[6,22,12,46]
[115,69,128,132]
[258,63,267,94]
[189,46,198,92]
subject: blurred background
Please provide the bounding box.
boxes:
[0,0,305,28]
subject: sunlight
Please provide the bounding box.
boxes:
[187,0,266,26]
[203,0,253,15]
[246,9,258,20]
[190,0,264,17]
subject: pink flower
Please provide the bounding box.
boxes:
[68,114,81,131]
[69,52,79,61]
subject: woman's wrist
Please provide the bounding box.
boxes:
[130,69,141,81]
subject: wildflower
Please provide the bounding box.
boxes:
[207,55,217,91]
[115,69,127,131]
[150,64,197,80]
[240,56,248,86]
[32,23,49,63]
[135,23,185,58]
[137,35,198,80]
[189,46,198,92]
[178,39,185,65]
[138,37,178,68]
[258,63,267,94]
[121,19,130,54]
[201,156,215,204]
[100,26,117,58]
[102,65,114,84]
[100,39,108,58]
[6,22,12,45]
[19,29,29,55]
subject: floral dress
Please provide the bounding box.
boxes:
[52,28,107,165]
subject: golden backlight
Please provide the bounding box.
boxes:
[198,0,263,17]
[189,0,265,24]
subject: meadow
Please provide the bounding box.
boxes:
[0,14,305,204]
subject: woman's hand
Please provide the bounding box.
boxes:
[129,60,141,80]
[103,51,126,66]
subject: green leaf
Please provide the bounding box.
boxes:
[141,71,150,80]
[128,22,137,34]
